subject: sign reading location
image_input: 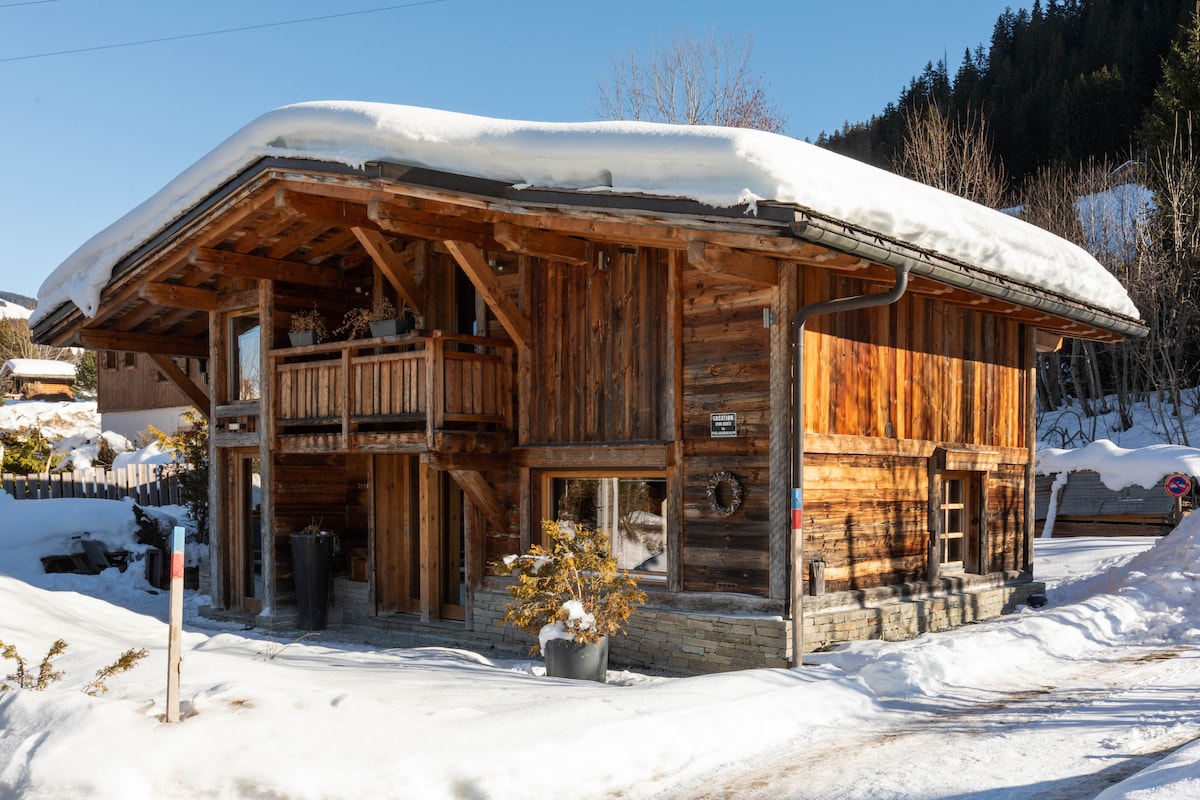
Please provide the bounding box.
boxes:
[710,412,737,438]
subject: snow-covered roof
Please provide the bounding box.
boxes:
[0,358,77,381]
[32,101,1141,326]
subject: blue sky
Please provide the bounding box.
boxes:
[0,0,1018,301]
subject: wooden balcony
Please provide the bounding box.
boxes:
[268,331,514,455]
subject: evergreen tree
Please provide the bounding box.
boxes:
[1140,8,1200,156]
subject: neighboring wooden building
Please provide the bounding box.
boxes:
[95,350,207,440]
[31,104,1145,673]
[0,358,76,400]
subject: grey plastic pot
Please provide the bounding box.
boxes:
[543,635,609,683]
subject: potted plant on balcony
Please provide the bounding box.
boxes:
[289,519,337,631]
[337,296,410,340]
[288,306,328,347]
[495,520,646,683]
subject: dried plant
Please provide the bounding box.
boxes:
[495,520,646,654]
[336,295,403,339]
[83,648,149,696]
[1,638,67,691]
[288,306,329,343]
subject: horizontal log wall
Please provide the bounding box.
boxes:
[270,453,369,599]
[680,270,774,595]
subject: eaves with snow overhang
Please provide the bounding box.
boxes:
[29,102,1146,350]
[31,156,1144,353]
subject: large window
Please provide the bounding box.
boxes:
[546,474,667,578]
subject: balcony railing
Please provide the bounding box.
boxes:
[269,331,514,449]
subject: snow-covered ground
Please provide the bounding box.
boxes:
[4,401,1200,798]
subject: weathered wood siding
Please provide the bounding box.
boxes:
[800,273,1032,593]
[528,248,669,444]
[680,271,774,594]
[803,273,1028,447]
[97,352,205,413]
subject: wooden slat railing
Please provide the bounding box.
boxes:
[271,331,513,442]
[3,464,183,505]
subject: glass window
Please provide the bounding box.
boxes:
[940,474,968,570]
[548,475,667,577]
[229,316,261,402]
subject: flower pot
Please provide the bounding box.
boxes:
[369,318,411,338]
[290,532,334,630]
[543,635,609,683]
[289,330,317,347]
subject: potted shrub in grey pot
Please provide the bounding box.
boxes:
[496,520,646,682]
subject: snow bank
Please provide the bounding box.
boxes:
[1038,439,1200,490]
[34,102,1139,327]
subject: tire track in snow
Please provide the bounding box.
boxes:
[659,645,1200,800]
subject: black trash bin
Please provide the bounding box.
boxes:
[290,532,334,630]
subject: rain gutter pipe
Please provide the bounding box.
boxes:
[791,213,1147,340]
[790,263,910,666]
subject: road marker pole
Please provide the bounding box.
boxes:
[166,525,185,723]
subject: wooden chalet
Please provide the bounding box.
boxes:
[1,358,76,401]
[96,350,208,440]
[31,104,1145,673]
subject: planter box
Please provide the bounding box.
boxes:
[289,331,317,347]
[369,318,411,337]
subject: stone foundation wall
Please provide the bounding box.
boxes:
[307,574,1043,676]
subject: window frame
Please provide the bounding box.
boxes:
[539,470,669,582]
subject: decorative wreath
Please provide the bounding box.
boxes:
[706,471,744,517]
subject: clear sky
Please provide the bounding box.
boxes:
[0,0,1019,302]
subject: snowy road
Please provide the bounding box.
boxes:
[664,645,1200,800]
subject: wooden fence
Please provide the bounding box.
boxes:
[2,464,184,506]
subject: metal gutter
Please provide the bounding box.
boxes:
[789,265,911,665]
[791,211,1147,340]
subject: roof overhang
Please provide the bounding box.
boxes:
[32,155,1145,349]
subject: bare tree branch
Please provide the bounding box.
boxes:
[595,29,787,133]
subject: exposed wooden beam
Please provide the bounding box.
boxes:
[371,199,493,248]
[148,353,211,418]
[140,282,219,311]
[447,469,510,534]
[351,227,427,314]
[687,241,778,287]
[217,287,260,312]
[189,247,341,288]
[275,188,376,229]
[79,329,208,359]
[493,222,589,265]
[443,240,531,349]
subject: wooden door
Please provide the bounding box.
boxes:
[373,454,420,614]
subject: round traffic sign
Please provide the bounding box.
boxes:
[1165,473,1191,498]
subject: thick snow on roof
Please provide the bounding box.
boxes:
[1,358,77,380]
[1038,438,1200,490]
[33,101,1141,326]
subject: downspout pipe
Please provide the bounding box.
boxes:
[790,264,910,666]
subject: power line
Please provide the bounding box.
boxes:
[0,0,446,63]
[0,0,63,7]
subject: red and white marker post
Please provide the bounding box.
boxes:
[165,525,185,723]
